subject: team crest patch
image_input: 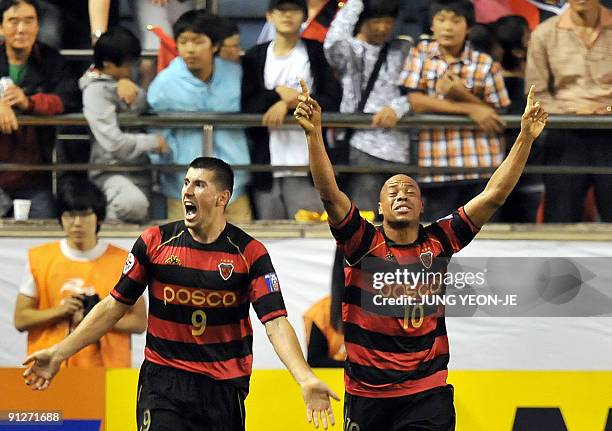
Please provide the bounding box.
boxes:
[420,251,433,269]
[165,255,181,265]
[123,253,135,274]
[218,261,234,281]
[264,272,280,292]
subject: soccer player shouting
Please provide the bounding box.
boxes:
[294,80,547,430]
[22,157,339,430]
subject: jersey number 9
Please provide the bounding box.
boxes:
[191,310,207,336]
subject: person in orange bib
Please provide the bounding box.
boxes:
[304,295,346,367]
[13,177,146,368]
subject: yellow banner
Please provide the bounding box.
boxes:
[105,369,612,431]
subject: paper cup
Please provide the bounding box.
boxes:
[13,199,31,221]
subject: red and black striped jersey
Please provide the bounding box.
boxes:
[330,204,480,398]
[111,221,287,392]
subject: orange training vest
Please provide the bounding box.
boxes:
[304,296,346,361]
[27,242,132,367]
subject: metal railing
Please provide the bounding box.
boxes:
[17,112,612,128]
[60,49,159,61]
[7,112,612,175]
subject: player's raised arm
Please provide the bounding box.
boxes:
[22,295,130,390]
[464,85,548,227]
[295,79,351,225]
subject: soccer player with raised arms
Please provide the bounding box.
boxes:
[294,80,547,430]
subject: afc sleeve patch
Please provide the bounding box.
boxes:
[263,272,280,293]
[123,252,135,275]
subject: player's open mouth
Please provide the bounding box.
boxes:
[184,202,198,221]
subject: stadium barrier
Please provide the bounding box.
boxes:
[7,112,612,176]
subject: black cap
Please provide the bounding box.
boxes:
[268,0,308,18]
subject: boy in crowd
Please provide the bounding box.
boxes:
[324,0,412,215]
[14,177,146,368]
[242,0,341,219]
[81,27,168,223]
[402,0,510,221]
[148,10,252,222]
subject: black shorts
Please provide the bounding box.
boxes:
[344,385,455,431]
[136,360,246,431]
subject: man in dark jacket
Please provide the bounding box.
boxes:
[0,0,80,218]
[242,0,341,219]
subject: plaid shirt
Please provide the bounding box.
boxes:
[401,40,510,183]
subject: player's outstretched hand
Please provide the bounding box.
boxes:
[22,348,63,391]
[301,377,340,429]
[294,79,322,135]
[521,85,548,140]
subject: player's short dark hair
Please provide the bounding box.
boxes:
[173,10,224,46]
[93,27,141,69]
[430,0,475,27]
[0,0,40,21]
[268,0,308,18]
[492,15,529,71]
[189,157,234,197]
[57,176,106,232]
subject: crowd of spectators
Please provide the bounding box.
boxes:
[0,0,611,223]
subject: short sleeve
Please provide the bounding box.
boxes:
[428,206,481,256]
[245,240,287,324]
[110,229,155,305]
[18,259,38,298]
[329,203,378,265]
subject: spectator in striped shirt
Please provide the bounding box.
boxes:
[295,81,547,431]
[22,157,340,431]
[401,0,511,222]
